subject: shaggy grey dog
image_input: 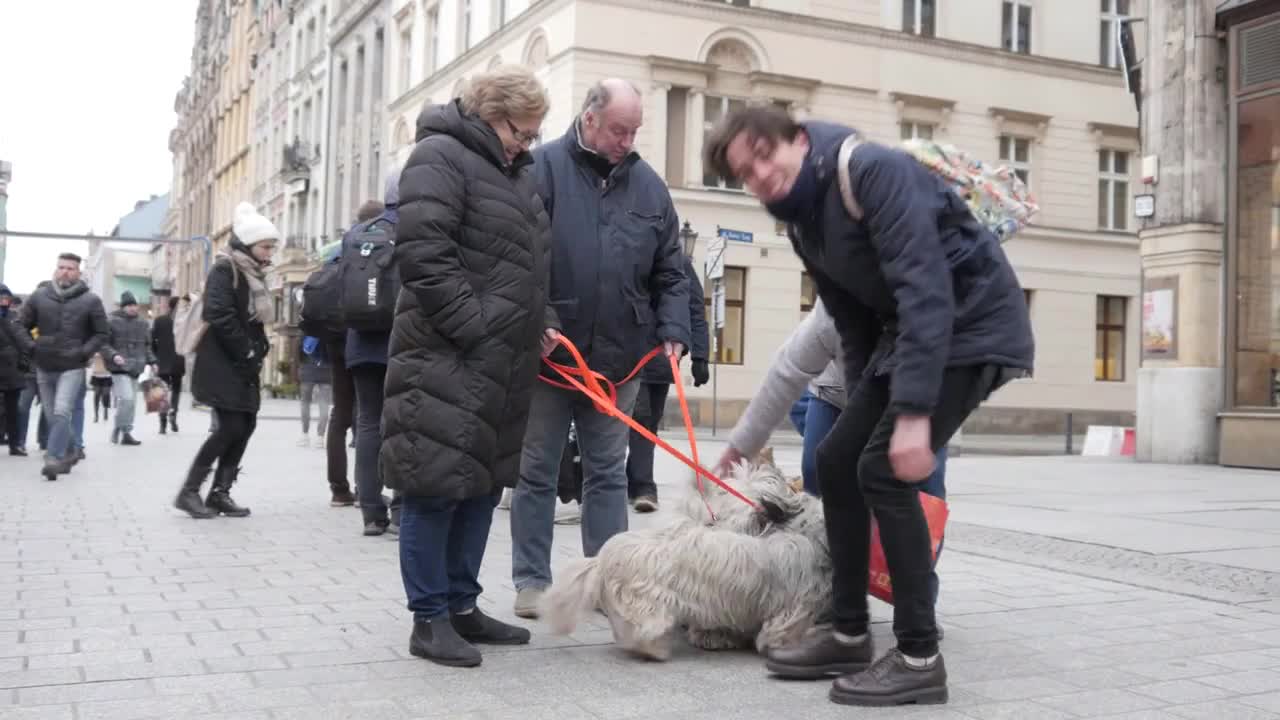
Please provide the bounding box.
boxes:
[538,462,833,661]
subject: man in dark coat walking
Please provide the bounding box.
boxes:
[15,253,110,479]
[151,295,187,434]
[102,291,155,446]
[0,284,30,455]
[626,255,710,512]
[509,78,691,619]
[703,106,1034,706]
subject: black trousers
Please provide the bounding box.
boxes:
[193,408,258,473]
[626,382,670,500]
[326,339,355,495]
[818,364,1005,658]
[161,374,183,417]
[1,388,19,450]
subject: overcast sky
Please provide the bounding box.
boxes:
[0,1,197,295]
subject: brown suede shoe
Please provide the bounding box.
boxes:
[829,649,948,706]
[764,628,874,680]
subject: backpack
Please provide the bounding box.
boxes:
[176,260,239,356]
[836,134,1040,242]
[337,217,399,333]
[298,260,345,341]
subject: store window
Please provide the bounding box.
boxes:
[1095,295,1126,382]
[704,267,746,365]
[1231,90,1280,407]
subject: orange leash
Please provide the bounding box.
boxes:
[539,336,759,517]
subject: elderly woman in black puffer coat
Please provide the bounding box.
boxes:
[379,64,558,668]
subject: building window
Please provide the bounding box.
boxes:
[426,5,440,74]
[1100,0,1129,67]
[496,0,508,26]
[461,0,472,51]
[1095,295,1126,382]
[703,95,747,190]
[399,28,412,94]
[903,0,936,37]
[1001,0,1032,54]
[801,273,816,314]
[705,267,746,365]
[999,135,1031,185]
[1098,149,1130,231]
[1231,89,1280,407]
[901,122,935,141]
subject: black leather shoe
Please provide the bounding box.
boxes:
[410,618,482,667]
[765,628,874,679]
[829,649,948,706]
[451,607,531,645]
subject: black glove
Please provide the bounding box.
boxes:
[692,359,710,387]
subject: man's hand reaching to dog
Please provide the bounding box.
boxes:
[713,445,745,477]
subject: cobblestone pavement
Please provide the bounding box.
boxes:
[5,408,1280,719]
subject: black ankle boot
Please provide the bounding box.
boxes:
[160,414,168,434]
[206,466,251,517]
[409,617,482,667]
[169,413,179,433]
[175,465,216,518]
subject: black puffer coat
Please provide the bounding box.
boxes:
[0,300,27,391]
[191,256,270,413]
[380,100,557,500]
[150,314,185,377]
[19,281,109,373]
[103,310,155,377]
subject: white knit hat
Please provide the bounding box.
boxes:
[232,202,280,246]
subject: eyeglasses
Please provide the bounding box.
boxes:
[505,118,541,146]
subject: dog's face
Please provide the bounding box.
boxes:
[737,463,827,550]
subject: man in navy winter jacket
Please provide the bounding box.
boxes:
[704,106,1033,706]
[509,78,691,618]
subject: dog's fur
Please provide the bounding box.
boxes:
[538,454,832,661]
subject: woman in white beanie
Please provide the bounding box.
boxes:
[174,202,277,519]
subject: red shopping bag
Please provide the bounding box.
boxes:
[868,491,949,605]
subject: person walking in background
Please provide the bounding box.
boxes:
[297,335,330,449]
[0,284,28,456]
[150,295,186,434]
[102,291,155,446]
[14,254,109,480]
[510,78,690,619]
[89,354,111,423]
[174,202,277,519]
[625,255,710,513]
[381,65,553,667]
[346,169,402,536]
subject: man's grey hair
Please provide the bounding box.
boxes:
[580,79,642,114]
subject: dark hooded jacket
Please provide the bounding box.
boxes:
[191,246,271,413]
[103,300,155,377]
[18,280,110,373]
[379,100,557,499]
[532,121,690,381]
[0,285,28,390]
[781,121,1034,415]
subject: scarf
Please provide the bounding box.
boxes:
[764,148,823,224]
[216,246,273,323]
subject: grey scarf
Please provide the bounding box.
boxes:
[216,247,273,323]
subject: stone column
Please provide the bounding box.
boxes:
[1134,0,1228,464]
[685,89,705,189]
[648,83,670,181]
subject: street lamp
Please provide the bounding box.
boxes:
[679,220,698,257]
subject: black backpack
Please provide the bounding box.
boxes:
[298,260,345,342]
[338,217,399,332]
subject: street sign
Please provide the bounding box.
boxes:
[717,227,753,244]
[712,282,726,330]
[1134,194,1155,218]
[705,234,726,281]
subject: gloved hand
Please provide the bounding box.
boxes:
[692,359,710,387]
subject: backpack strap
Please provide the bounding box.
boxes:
[836,134,865,222]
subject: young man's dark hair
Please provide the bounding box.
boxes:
[356,200,383,223]
[168,296,181,312]
[703,105,803,183]
[57,252,82,265]
[708,105,1033,708]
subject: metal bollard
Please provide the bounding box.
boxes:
[1065,412,1074,455]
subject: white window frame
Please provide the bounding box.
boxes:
[999,135,1032,186]
[903,0,936,37]
[1098,148,1130,231]
[398,27,413,95]
[1002,0,1032,54]
[1099,0,1129,67]
[702,94,747,191]
[425,5,440,74]
[461,0,472,51]
[900,121,935,141]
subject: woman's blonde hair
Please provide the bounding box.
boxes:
[459,64,550,123]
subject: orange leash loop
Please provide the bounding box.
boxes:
[539,336,759,514]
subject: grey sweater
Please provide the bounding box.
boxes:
[728,299,847,457]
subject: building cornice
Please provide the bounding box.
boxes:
[595,0,1126,87]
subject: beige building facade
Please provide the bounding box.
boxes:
[386,0,1142,432]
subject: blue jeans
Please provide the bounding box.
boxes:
[111,374,137,434]
[36,368,85,461]
[799,399,948,604]
[399,488,502,621]
[16,378,36,449]
[511,381,641,590]
[789,390,813,436]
